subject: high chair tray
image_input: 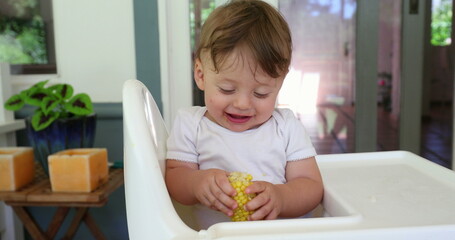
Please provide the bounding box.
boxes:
[202,151,455,240]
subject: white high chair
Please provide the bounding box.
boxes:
[123,79,199,239]
[123,79,455,240]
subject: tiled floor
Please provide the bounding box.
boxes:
[299,104,453,169]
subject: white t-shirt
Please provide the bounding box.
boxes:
[166,106,316,184]
[166,106,317,228]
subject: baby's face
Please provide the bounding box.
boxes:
[194,47,284,132]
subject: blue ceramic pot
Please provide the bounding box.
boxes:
[25,114,97,175]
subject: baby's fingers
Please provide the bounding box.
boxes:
[212,198,235,216]
[212,175,237,210]
[250,203,279,220]
[244,182,280,220]
[215,172,236,197]
[245,194,279,220]
[244,188,268,212]
[201,189,235,216]
[245,181,268,195]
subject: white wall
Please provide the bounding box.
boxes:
[10,1,136,102]
[51,0,136,102]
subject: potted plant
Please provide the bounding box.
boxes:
[4,80,96,175]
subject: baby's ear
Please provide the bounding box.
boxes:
[194,58,205,91]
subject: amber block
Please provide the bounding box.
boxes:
[48,148,108,192]
[0,147,35,191]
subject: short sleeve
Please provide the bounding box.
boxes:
[279,109,317,161]
[166,108,200,163]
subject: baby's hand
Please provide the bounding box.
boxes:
[192,169,238,216]
[244,181,283,220]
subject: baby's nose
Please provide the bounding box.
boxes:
[233,95,251,110]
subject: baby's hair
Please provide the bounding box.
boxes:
[195,0,292,78]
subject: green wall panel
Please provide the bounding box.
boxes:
[134,0,162,112]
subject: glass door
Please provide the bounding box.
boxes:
[190,0,357,154]
[184,0,448,165]
[277,0,357,154]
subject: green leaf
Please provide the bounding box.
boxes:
[31,110,59,131]
[65,93,93,115]
[48,84,73,100]
[33,80,50,89]
[41,96,60,115]
[4,94,25,111]
[24,80,49,95]
[19,90,29,98]
[24,88,51,106]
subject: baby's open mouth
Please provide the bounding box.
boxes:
[226,113,252,124]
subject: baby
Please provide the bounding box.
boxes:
[165,0,323,228]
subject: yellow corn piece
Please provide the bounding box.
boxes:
[228,172,256,221]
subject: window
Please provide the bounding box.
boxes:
[0,0,56,74]
[431,0,453,46]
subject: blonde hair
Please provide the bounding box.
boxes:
[195,0,292,78]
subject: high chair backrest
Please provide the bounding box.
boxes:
[122,79,199,239]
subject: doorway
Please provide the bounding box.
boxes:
[184,0,453,168]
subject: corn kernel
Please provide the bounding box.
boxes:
[228,172,256,221]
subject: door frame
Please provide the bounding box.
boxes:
[399,0,429,154]
[157,0,192,128]
[355,0,379,152]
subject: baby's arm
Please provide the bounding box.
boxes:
[245,156,323,220]
[165,159,238,216]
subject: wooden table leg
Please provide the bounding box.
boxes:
[62,207,88,240]
[46,207,70,238]
[84,213,107,240]
[13,206,106,240]
[12,206,49,240]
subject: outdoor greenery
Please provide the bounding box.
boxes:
[0,0,48,64]
[4,80,93,131]
[431,0,453,46]
[189,0,216,51]
[0,16,47,64]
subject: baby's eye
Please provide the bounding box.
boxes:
[254,92,269,99]
[219,88,235,94]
